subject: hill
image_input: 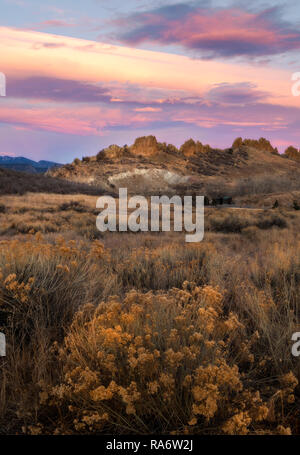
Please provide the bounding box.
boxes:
[48,136,300,196]
[0,167,111,196]
[0,156,61,173]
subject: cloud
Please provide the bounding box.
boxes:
[3,72,300,142]
[2,90,300,141]
[1,26,300,153]
[0,105,119,135]
[6,75,193,109]
[1,26,296,110]
[35,19,76,28]
[134,107,162,112]
[6,75,200,109]
[206,82,268,105]
[8,77,112,103]
[113,4,300,59]
[0,102,164,136]
[33,42,67,49]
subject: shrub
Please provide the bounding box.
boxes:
[96,150,106,161]
[36,283,276,435]
[0,235,107,341]
[284,146,300,161]
[0,235,112,433]
[59,201,88,213]
[230,175,300,197]
[0,231,299,434]
[0,167,106,196]
[293,200,300,211]
[256,214,287,230]
[232,137,243,149]
[210,214,249,233]
[204,196,210,206]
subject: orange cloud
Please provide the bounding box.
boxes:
[0,26,297,109]
[134,107,162,112]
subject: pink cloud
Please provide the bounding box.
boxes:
[1,26,300,155]
[134,107,162,112]
[117,5,300,58]
[36,20,76,28]
[0,104,156,136]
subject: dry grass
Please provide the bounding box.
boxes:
[0,193,100,239]
[0,167,108,196]
[0,193,300,434]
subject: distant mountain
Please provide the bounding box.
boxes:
[0,156,61,173]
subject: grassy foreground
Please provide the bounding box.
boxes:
[0,194,300,434]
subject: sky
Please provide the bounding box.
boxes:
[0,0,300,162]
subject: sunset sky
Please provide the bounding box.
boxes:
[0,0,300,162]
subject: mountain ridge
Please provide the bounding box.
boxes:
[0,156,61,173]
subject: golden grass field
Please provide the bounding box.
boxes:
[0,192,300,435]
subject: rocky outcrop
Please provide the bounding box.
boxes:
[130,136,159,157]
[180,139,211,157]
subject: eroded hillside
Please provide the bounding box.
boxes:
[49,136,300,194]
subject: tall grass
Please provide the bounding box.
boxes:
[0,223,300,434]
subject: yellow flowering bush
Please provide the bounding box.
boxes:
[36,282,277,434]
